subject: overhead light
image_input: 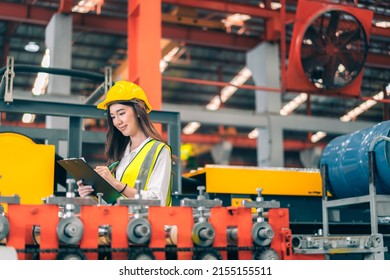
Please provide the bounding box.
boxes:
[24,42,40,53]
[182,122,201,135]
[160,46,181,73]
[337,64,346,73]
[22,113,36,124]
[270,2,282,10]
[225,13,251,23]
[32,49,50,96]
[72,0,104,14]
[206,67,252,111]
[309,85,388,144]
[248,128,259,139]
[308,86,389,145]
[222,13,251,33]
[311,131,327,143]
[303,39,313,45]
[339,88,386,122]
[206,96,222,111]
[258,1,283,10]
[280,93,308,116]
[309,86,388,143]
[375,21,390,28]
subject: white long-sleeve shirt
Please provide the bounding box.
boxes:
[115,137,171,206]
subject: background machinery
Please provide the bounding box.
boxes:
[1,120,390,259]
[0,39,389,259]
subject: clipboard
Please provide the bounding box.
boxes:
[57,158,121,205]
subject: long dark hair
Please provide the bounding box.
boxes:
[105,99,164,164]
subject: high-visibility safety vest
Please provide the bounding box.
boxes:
[118,139,172,206]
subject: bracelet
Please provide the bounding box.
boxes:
[119,183,127,194]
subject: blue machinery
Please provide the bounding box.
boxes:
[320,121,390,199]
[293,120,390,259]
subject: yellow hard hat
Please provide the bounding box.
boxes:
[180,143,193,161]
[97,80,152,113]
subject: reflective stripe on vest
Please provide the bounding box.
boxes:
[137,140,161,190]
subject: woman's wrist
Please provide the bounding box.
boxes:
[119,183,127,194]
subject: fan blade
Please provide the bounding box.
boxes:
[326,11,340,39]
[301,42,322,59]
[304,25,324,48]
[323,56,340,88]
[301,52,329,69]
[337,29,362,46]
[338,49,363,72]
[302,58,319,73]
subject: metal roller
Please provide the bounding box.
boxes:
[192,221,215,247]
[32,225,40,245]
[227,227,238,246]
[165,225,178,245]
[127,218,151,245]
[98,225,112,246]
[252,221,274,246]
[56,216,84,245]
[291,235,303,250]
[32,218,84,246]
[0,215,10,241]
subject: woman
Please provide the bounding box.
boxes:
[77,80,172,206]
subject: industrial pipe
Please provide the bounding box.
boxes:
[0,65,105,81]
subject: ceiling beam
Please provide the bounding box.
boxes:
[0,2,126,34]
[1,22,18,66]
[1,2,390,45]
[178,132,325,151]
[58,0,73,14]
[162,0,390,37]
[0,2,389,66]
[365,53,390,69]
[163,104,375,134]
[0,2,259,50]
[163,0,287,19]
[162,24,259,50]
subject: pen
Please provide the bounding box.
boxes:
[108,161,120,170]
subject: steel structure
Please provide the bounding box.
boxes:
[0,0,389,168]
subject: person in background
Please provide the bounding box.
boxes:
[77,80,172,206]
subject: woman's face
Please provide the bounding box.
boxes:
[109,103,139,137]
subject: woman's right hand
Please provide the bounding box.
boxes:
[76,180,94,197]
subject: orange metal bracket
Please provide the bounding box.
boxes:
[268,208,325,260]
[148,206,194,260]
[210,206,253,260]
[79,205,129,260]
[6,204,59,260]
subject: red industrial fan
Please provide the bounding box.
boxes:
[286,0,373,96]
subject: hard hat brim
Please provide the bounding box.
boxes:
[97,99,152,113]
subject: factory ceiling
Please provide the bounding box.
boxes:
[0,0,389,167]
